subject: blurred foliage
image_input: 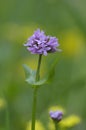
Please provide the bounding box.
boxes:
[0,0,86,130]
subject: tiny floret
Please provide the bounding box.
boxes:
[49,111,63,122]
[24,29,61,56]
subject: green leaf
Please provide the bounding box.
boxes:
[23,64,36,85]
[33,78,47,86]
[23,57,58,87]
[23,64,47,86]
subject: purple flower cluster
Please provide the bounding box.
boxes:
[24,29,61,56]
[49,111,63,122]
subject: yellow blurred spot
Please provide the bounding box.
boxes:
[60,115,81,128]
[48,121,55,130]
[26,120,45,130]
[48,105,65,114]
[61,30,84,56]
[0,98,6,109]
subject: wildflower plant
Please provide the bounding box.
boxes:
[23,29,61,130]
[23,29,81,130]
[49,111,63,130]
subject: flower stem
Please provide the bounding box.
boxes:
[31,54,42,130]
[54,121,58,130]
[36,54,42,81]
[31,87,37,130]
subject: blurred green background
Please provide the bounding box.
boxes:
[0,0,86,130]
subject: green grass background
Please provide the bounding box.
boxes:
[0,0,86,130]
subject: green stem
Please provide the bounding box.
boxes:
[36,54,42,81]
[54,121,58,130]
[31,88,37,130]
[31,54,42,130]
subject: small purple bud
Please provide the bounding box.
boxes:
[49,111,63,122]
